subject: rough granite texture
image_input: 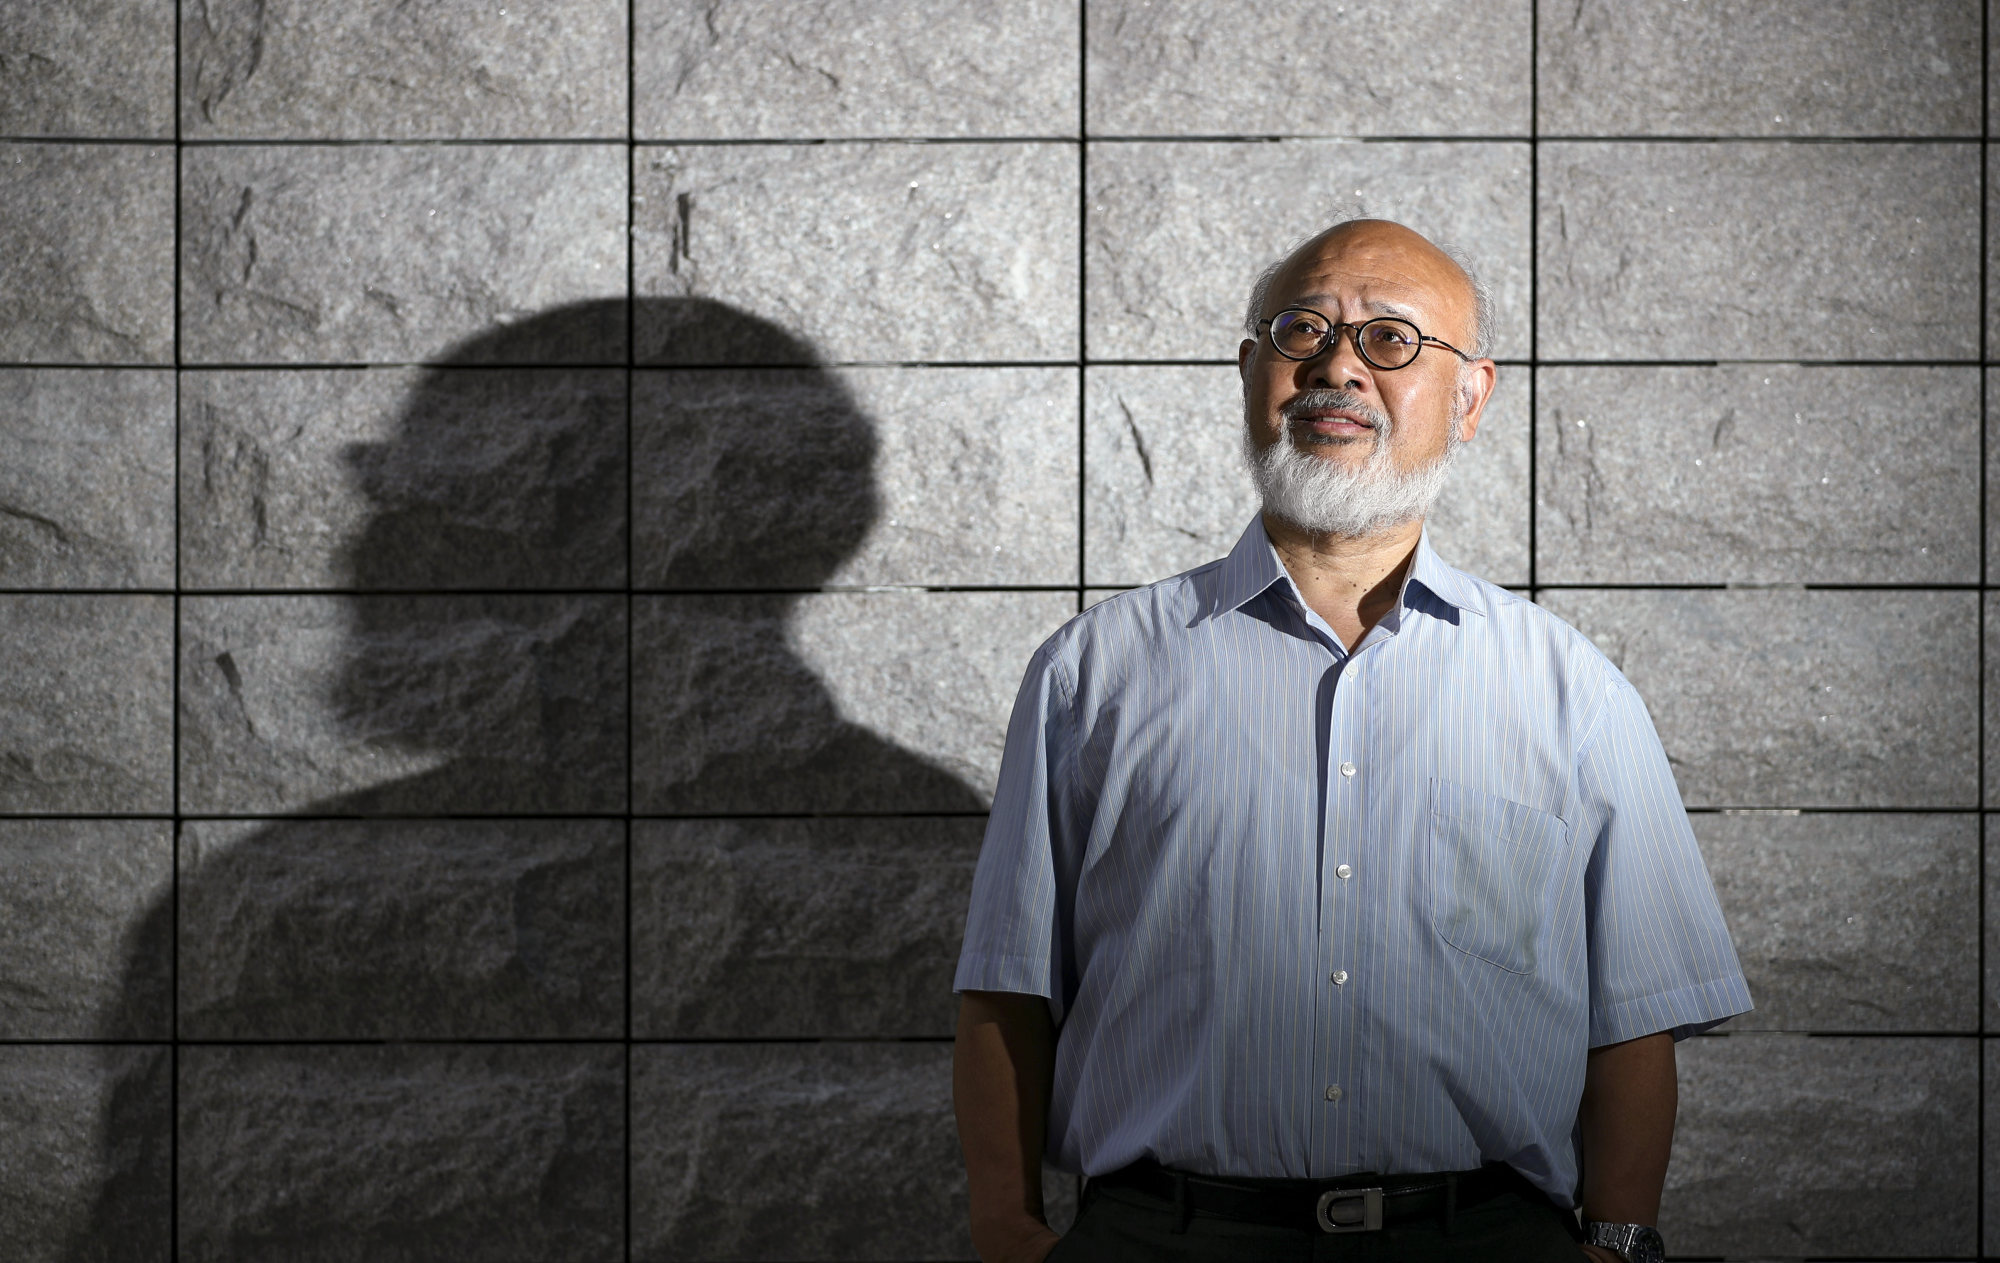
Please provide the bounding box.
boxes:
[1084,364,1529,588]
[0,820,172,1039]
[0,144,173,363]
[1666,1035,1975,1257]
[1537,364,1979,584]
[634,366,1078,588]
[1538,0,1980,136]
[0,0,174,137]
[636,0,1078,138]
[180,145,627,364]
[0,595,173,812]
[0,1045,171,1263]
[1086,141,1530,360]
[0,369,175,587]
[1540,142,1979,360]
[180,368,627,589]
[178,1044,623,1263]
[1085,0,1530,136]
[633,143,1078,363]
[181,0,626,139]
[178,819,624,1039]
[178,595,626,814]
[1987,596,2000,807]
[1694,812,1976,1032]
[1539,589,1977,808]
[633,591,1072,813]
[632,1042,967,1261]
[633,816,983,1038]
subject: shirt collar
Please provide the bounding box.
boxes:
[1202,516,1487,625]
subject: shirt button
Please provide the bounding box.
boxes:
[1324,1084,1343,1103]
[1335,863,1353,880]
[1331,970,1349,985]
[1343,663,1357,680]
[1338,761,1356,778]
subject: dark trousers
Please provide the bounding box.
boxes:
[1049,1178,1588,1262]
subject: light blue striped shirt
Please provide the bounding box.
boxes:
[955,518,1750,1203]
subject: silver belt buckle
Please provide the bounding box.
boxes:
[1315,1187,1383,1233]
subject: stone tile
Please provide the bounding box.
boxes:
[1991,150,2000,360]
[633,1042,966,1261]
[1988,1037,2000,1254]
[1665,1034,1974,1257]
[1989,596,2000,806]
[179,595,625,814]
[1085,0,1529,137]
[178,1044,622,1263]
[1538,1,1980,137]
[1695,812,1975,1032]
[0,144,173,363]
[181,145,626,365]
[1539,590,1976,808]
[634,366,1077,588]
[0,369,174,588]
[633,143,1078,363]
[633,591,1072,813]
[1086,141,1530,361]
[0,820,172,1039]
[182,0,625,139]
[0,596,173,813]
[636,0,1077,139]
[1986,819,2000,1029]
[181,368,626,590]
[0,0,174,137]
[1540,142,1979,360]
[1083,363,1528,588]
[179,819,623,1040]
[1538,365,1979,584]
[0,1045,171,1263]
[633,816,981,1038]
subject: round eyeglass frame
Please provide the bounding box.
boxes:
[1257,308,1476,371]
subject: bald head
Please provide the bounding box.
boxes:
[1243,219,1492,358]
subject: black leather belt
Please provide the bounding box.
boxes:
[1092,1159,1542,1234]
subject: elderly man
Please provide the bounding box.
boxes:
[952,219,1749,1263]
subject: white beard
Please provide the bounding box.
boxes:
[1241,397,1463,539]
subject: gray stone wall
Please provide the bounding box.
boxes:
[0,1,1988,1258]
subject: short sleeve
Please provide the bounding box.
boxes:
[1576,680,1753,1045]
[953,642,1075,1022]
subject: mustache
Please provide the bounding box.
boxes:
[1279,389,1391,438]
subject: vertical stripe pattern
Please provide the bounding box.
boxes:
[954,518,1751,1203]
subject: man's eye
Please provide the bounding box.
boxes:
[1368,325,1414,345]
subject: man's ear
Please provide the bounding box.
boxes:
[1456,359,1498,442]
[1238,338,1257,387]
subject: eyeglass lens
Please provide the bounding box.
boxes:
[1268,310,1423,369]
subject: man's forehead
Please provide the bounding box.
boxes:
[1266,225,1471,319]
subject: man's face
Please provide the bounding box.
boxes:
[1237,222,1492,482]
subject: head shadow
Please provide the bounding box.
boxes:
[81,297,983,1260]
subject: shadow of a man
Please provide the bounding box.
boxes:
[86,298,986,1261]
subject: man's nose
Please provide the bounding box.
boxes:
[1306,326,1373,391]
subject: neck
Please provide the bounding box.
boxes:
[1261,511,1424,651]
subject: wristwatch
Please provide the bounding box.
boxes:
[1582,1221,1665,1263]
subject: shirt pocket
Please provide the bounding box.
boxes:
[1428,778,1570,975]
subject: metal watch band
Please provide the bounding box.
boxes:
[1583,1220,1666,1263]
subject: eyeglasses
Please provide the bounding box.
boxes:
[1257,308,1475,371]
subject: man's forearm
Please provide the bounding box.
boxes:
[953,991,1061,1263]
[1578,1030,1677,1228]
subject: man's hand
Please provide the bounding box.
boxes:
[954,991,1060,1263]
